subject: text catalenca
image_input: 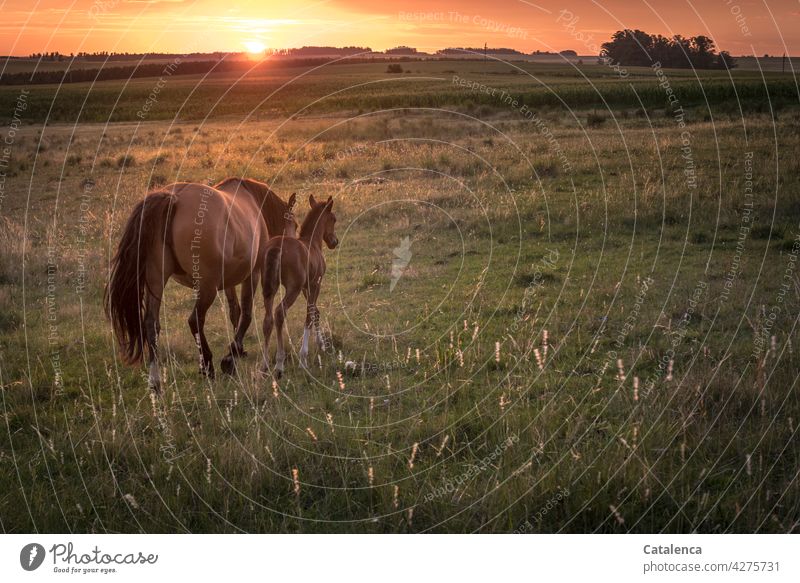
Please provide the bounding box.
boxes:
[644,545,702,555]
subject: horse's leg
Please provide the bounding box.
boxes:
[300,285,320,368]
[260,281,276,374]
[221,274,256,375]
[309,284,326,355]
[144,251,172,395]
[144,292,163,394]
[224,286,241,332]
[274,286,301,378]
[188,284,216,379]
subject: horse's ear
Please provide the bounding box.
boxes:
[288,192,297,210]
[325,196,334,211]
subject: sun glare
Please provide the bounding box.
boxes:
[243,40,266,55]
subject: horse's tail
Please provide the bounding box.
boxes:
[104,191,175,364]
[263,244,282,297]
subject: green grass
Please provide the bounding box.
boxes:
[1,64,799,532]
[0,60,796,124]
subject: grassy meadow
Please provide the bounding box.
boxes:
[1,60,799,533]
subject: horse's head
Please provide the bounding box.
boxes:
[309,194,338,249]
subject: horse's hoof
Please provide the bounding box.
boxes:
[200,366,215,379]
[221,355,236,375]
[227,342,248,359]
[275,369,283,380]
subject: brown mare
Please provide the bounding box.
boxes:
[261,195,338,377]
[104,177,296,393]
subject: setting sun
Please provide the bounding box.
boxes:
[243,40,266,54]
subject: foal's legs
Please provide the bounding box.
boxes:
[300,285,321,368]
[274,286,301,378]
[221,274,257,375]
[188,284,217,379]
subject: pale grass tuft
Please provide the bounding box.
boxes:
[609,504,625,525]
[499,392,509,412]
[436,434,449,456]
[616,358,626,381]
[408,442,419,470]
[292,468,301,497]
[533,348,544,371]
[542,329,549,359]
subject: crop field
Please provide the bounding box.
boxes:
[0,60,799,533]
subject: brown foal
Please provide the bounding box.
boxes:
[261,195,338,377]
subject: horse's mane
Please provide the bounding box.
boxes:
[214,177,288,237]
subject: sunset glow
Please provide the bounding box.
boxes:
[0,0,797,57]
[243,40,267,55]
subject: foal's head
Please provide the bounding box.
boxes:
[302,195,338,249]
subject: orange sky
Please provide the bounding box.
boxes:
[1,0,798,57]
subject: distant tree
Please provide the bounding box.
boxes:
[689,35,715,68]
[386,46,417,55]
[716,51,737,69]
[601,29,653,67]
[601,29,735,69]
[386,63,404,74]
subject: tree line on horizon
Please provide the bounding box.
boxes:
[19,32,737,71]
[601,29,735,69]
[4,30,741,85]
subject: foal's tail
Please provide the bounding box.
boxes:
[104,191,175,364]
[263,244,282,297]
